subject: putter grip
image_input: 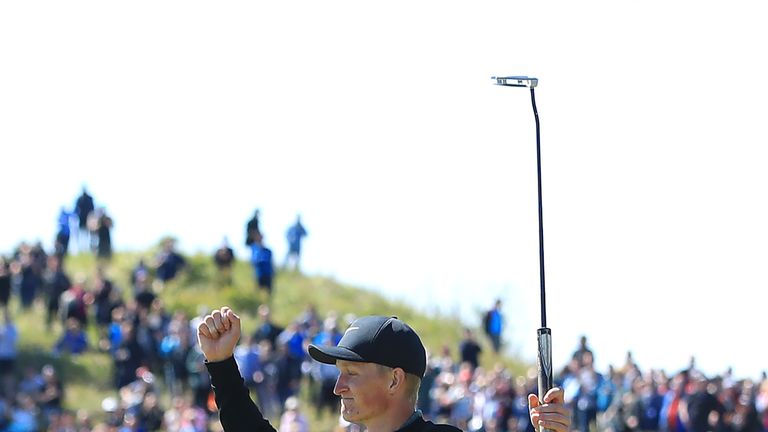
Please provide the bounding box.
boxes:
[537,328,554,432]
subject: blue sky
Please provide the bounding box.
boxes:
[2,1,767,379]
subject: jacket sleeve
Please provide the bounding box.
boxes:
[206,356,276,432]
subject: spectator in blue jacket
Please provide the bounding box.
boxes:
[54,207,73,257]
[483,299,504,353]
[53,318,88,356]
[250,238,274,298]
[155,238,186,286]
[284,215,307,271]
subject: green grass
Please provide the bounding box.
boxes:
[10,249,527,428]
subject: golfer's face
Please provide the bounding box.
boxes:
[334,360,390,423]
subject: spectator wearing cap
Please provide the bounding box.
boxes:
[197,306,572,432]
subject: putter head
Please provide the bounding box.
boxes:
[492,76,538,88]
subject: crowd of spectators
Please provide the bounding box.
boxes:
[3,236,767,432]
[0,190,766,432]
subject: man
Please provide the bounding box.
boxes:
[250,239,274,296]
[213,237,236,286]
[74,187,95,252]
[483,299,504,353]
[198,306,571,432]
[571,335,593,368]
[246,209,262,247]
[458,328,482,371]
[54,206,73,258]
[284,215,307,271]
[251,304,284,348]
[155,238,186,285]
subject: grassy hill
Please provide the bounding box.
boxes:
[11,248,527,429]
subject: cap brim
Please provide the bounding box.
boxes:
[308,344,365,365]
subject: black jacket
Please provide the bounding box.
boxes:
[206,356,462,432]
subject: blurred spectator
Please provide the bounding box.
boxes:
[135,300,167,373]
[272,341,301,412]
[76,409,95,432]
[54,206,73,258]
[118,366,157,416]
[482,299,504,353]
[112,321,146,389]
[297,303,321,332]
[250,237,274,298]
[60,275,92,327]
[451,364,475,429]
[245,209,262,247]
[418,361,439,419]
[18,366,45,397]
[8,392,39,431]
[163,395,207,432]
[137,391,164,431]
[432,344,457,375]
[596,366,620,420]
[92,269,123,344]
[758,378,768,430]
[105,305,126,354]
[573,351,600,432]
[276,322,307,404]
[185,343,212,411]
[130,259,149,291]
[572,335,594,368]
[234,335,263,390]
[53,317,88,356]
[74,187,95,252]
[681,374,722,432]
[16,243,44,310]
[660,371,687,432]
[0,309,18,398]
[0,257,10,316]
[284,214,307,271]
[458,328,482,371]
[134,280,157,314]
[0,398,8,431]
[94,207,114,262]
[159,313,192,397]
[213,237,235,286]
[43,255,71,328]
[311,315,342,348]
[308,336,340,418]
[154,238,186,287]
[278,396,309,432]
[257,340,282,420]
[638,374,663,431]
[38,364,64,420]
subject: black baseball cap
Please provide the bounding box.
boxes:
[308,315,427,378]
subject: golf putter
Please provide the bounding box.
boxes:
[492,76,554,432]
